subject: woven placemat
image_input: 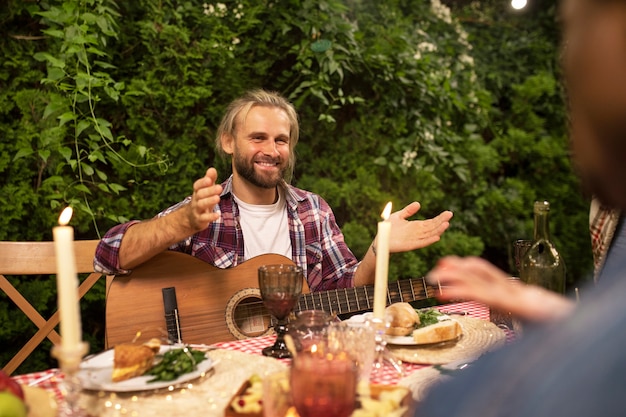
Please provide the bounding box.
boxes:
[398,367,452,402]
[388,316,505,365]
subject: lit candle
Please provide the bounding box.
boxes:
[373,202,392,320]
[53,207,82,351]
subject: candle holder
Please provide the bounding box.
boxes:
[51,341,89,417]
[368,317,404,377]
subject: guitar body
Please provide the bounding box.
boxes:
[105,251,297,347]
[105,251,436,348]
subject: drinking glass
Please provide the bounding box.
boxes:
[514,239,533,276]
[258,264,303,358]
[290,351,358,417]
[262,370,291,417]
[327,322,376,383]
[289,309,332,353]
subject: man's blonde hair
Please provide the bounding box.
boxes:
[215,89,300,180]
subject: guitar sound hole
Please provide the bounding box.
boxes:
[233,295,272,338]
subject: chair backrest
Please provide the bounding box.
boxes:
[0,240,106,375]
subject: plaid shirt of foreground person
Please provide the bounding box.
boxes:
[589,197,621,281]
[94,175,359,292]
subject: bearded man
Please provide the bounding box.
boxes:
[94,89,452,292]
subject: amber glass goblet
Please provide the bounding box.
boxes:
[258,264,303,358]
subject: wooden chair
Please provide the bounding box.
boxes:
[0,240,106,375]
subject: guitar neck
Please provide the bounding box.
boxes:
[295,277,435,316]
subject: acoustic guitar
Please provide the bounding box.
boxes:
[105,251,437,347]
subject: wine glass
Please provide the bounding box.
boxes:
[258,264,303,358]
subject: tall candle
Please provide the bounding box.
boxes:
[373,202,392,320]
[53,207,82,351]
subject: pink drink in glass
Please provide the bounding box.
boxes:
[290,351,357,417]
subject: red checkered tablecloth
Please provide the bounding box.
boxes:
[215,301,503,385]
[11,301,505,402]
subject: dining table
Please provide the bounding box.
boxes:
[12,301,514,417]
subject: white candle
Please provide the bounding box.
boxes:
[53,207,82,351]
[373,202,392,320]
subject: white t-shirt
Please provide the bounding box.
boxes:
[233,189,292,260]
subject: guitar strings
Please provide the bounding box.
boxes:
[121,278,434,344]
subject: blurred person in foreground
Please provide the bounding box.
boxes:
[94,89,453,292]
[417,0,626,416]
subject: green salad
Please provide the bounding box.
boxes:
[146,347,206,382]
[416,308,444,328]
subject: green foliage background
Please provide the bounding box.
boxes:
[1,0,591,373]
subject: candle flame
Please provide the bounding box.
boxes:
[381,202,392,221]
[58,207,73,226]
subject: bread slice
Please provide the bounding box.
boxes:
[112,339,161,382]
[411,320,462,345]
[385,303,420,336]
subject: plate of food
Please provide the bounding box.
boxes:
[77,340,214,392]
[384,304,462,346]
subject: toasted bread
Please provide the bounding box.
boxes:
[385,303,420,336]
[112,339,161,382]
[411,319,462,345]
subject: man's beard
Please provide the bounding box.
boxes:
[233,152,286,189]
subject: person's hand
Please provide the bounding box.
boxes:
[427,256,575,322]
[186,167,223,232]
[427,256,513,306]
[387,202,453,252]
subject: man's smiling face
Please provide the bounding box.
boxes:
[229,105,292,190]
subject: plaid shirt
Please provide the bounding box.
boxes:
[94,176,359,292]
[589,197,621,281]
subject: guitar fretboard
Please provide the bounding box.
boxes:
[295,277,434,315]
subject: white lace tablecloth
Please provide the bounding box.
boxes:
[79,349,287,417]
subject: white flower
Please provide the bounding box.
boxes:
[424,131,434,141]
[431,0,453,24]
[458,54,474,67]
[417,42,437,52]
[401,150,418,168]
[232,37,240,45]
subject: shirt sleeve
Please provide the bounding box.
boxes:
[93,197,194,275]
[93,220,141,275]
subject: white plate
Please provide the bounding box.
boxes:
[346,312,454,346]
[385,334,419,345]
[77,345,214,392]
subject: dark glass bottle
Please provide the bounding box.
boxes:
[520,201,566,294]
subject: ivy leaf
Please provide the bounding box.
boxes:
[41,29,64,38]
[59,147,73,162]
[80,162,94,176]
[74,184,91,194]
[46,67,65,81]
[109,183,127,194]
[38,149,51,162]
[58,112,76,126]
[95,169,108,181]
[42,98,67,120]
[76,120,91,136]
[13,148,34,161]
[33,52,66,68]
